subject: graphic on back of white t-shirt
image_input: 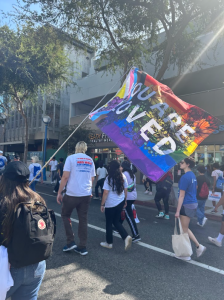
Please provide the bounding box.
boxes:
[76,157,93,173]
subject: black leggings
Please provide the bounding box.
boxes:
[154,188,170,214]
[105,200,128,244]
[95,178,105,197]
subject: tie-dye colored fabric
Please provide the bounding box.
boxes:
[89,68,220,182]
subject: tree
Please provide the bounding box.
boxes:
[17,0,224,82]
[0,95,14,147]
[60,124,95,155]
[116,0,224,80]
[0,24,72,162]
[16,0,157,82]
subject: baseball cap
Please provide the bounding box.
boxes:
[0,151,3,154]
[14,155,20,159]
[121,160,131,170]
[3,161,30,182]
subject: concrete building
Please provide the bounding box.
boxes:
[0,39,94,162]
[69,30,224,183]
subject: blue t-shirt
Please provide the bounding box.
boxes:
[0,156,7,170]
[178,171,197,205]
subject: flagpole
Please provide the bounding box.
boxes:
[29,66,134,185]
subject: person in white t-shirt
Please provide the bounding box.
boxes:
[211,163,223,212]
[57,141,96,256]
[49,157,58,184]
[94,161,107,200]
[100,160,132,251]
[29,156,43,192]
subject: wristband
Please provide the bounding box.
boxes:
[101,205,105,207]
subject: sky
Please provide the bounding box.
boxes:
[1,0,18,14]
[0,0,21,27]
[0,0,40,27]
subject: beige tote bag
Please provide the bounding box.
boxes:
[172,218,193,257]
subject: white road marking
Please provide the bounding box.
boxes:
[39,192,224,276]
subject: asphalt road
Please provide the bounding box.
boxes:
[36,184,224,300]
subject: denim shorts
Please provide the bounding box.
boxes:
[180,205,197,218]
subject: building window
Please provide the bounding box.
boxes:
[55,104,60,128]
[33,106,37,128]
[82,72,88,78]
[15,112,18,128]
[38,105,43,127]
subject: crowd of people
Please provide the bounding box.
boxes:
[1,142,224,299]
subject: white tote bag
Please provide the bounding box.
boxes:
[172,218,193,257]
[208,191,221,202]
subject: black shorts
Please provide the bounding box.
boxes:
[180,205,197,218]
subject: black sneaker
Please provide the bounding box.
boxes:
[74,247,88,256]
[132,235,141,243]
[63,241,77,252]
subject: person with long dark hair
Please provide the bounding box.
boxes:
[100,160,132,250]
[175,157,206,261]
[0,161,46,299]
[121,160,141,242]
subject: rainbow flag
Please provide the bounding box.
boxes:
[89,68,220,182]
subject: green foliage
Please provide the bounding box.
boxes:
[0,23,74,162]
[61,124,95,155]
[0,24,73,100]
[15,0,224,81]
[16,0,157,76]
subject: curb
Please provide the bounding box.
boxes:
[135,200,222,222]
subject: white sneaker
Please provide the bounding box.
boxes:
[196,244,206,258]
[208,236,222,247]
[156,212,164,218]
[100,242,113,249]
[53,190,57,194]
[149,191,153,195]
[125,235,132,251]
[202,217,208,227]
[144,190,149,194]
[175,255,191,261]
[197,222,203,227]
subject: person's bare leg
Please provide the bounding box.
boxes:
[220,221,224,235]
[188,229,200,248]
[180,215,199,247]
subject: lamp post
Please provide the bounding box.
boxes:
[42,116,51,181]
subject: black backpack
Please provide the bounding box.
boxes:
[7,202,56,268]
[156,176,173,191]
